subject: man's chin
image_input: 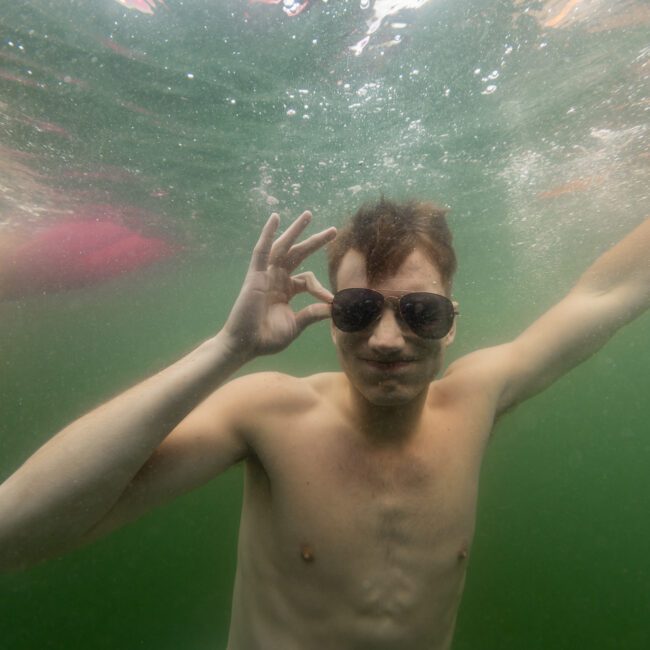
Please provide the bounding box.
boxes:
[358,382,424,407]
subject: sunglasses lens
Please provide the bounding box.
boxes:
[400,293,454,338]
[332,288,383,332]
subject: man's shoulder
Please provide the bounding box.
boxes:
[212,372,344,450]
[224,370,343,412]
[434,345,513,404]
[443,344,512,377]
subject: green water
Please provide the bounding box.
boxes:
[1,1,649,648]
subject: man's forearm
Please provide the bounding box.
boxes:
[574,217,650,314]
[0,331,249,571]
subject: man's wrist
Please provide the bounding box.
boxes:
[207,329,256,367]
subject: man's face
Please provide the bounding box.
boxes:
[332,247,456,407]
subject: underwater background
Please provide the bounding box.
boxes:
[1,1,649,648]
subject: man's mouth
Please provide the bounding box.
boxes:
[362,359,416,372]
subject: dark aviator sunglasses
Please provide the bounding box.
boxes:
[331,288,459,340]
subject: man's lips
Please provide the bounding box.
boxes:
[362,359,417,372]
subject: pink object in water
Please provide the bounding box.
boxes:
[18,115,71,138]
[114,0,164,15]
[0,69,41,87]
[2,219,176,299]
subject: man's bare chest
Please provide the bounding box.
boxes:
[244,411,485,579]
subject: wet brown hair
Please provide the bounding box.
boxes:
[327,197,457,293]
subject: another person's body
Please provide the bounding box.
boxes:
[1,199,649,650]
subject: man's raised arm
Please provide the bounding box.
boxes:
[452,217,650,415]
[0,211,336,572]
[499,216,650,412]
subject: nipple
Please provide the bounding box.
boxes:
[457,545,469,562]
[300,544,315,563]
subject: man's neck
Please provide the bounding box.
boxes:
[344,381,430,447]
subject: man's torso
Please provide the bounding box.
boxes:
[226,370,497,650]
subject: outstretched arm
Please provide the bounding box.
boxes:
[450,217,650,415]
[0,211,336,572]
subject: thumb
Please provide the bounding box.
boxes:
[294,302,331,334]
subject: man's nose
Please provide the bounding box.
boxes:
[368,307,406,351]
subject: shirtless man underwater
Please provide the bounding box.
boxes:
[1,198,649,649]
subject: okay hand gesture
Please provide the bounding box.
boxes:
[222,211,337,358]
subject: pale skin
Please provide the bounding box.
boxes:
[0,210,649,650]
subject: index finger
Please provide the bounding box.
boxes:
[249,213,280,272]
[285,227,338,270]
[269,210,313,263]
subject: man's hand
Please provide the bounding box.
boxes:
[222,211,337,358]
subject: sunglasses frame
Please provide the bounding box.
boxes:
[330,287,459,339]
